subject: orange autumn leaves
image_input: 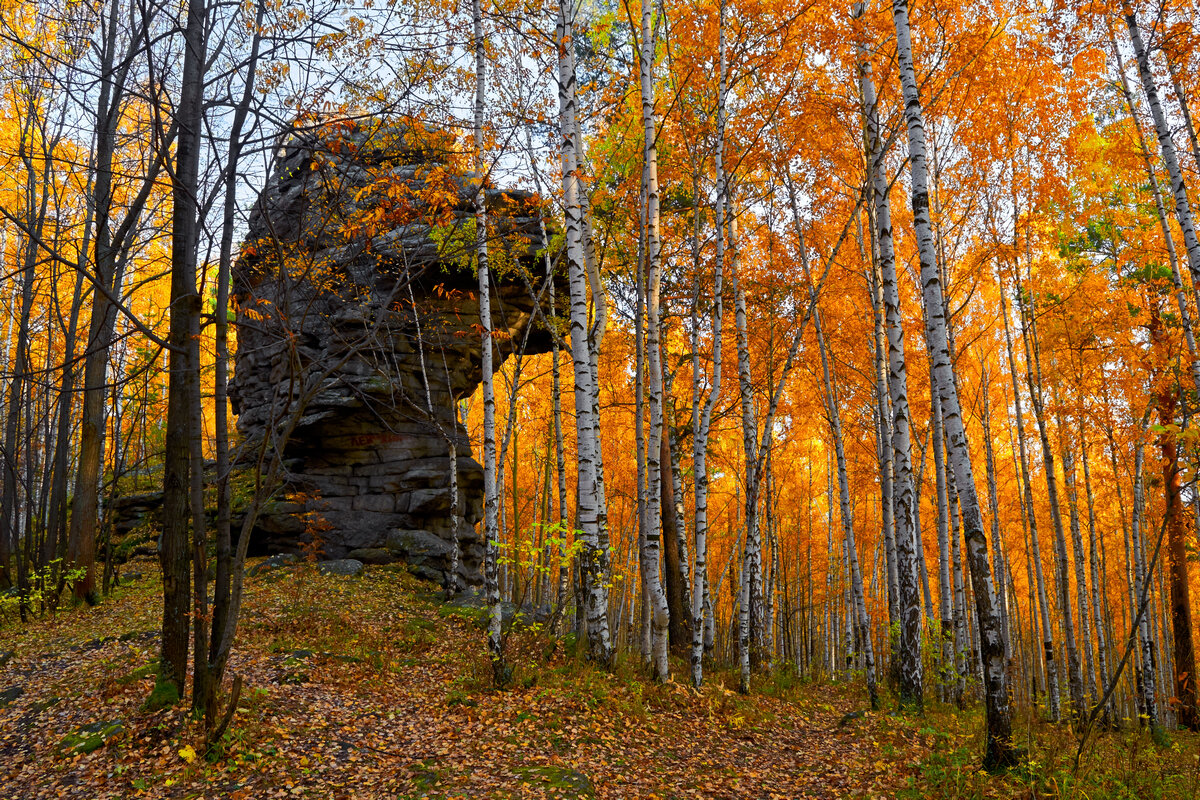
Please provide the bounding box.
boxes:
[460,0,1200,648]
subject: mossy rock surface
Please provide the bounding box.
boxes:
[246,553,299,577]
[316,559,363,577]
[58,720,125,755]
[31,696,60,713]
[118,662,159,686]
[515,765,595,798]
[347,547,393,565]
[142,676,181,711]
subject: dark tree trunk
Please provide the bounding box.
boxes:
[160,0,207,700]
[1154,343,1199,730]
[661,431,691,651]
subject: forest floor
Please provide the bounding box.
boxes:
[0,558,1198,799]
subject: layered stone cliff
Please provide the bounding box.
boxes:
[230,119,561,587]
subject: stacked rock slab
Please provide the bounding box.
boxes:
[230,119,561,588]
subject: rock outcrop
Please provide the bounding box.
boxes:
[230,119,561,588]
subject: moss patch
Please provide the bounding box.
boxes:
[515,765,596,798]
[58,720,126,755]
[141,675,181,711]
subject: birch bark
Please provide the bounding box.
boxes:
[689,9,727,680]
[892,0,1011,765]
[1000,279,1059,722]
[557,0,611,663]
[733,231,762,694]
[1115,51,1200,395]
[931,370,954,699]
[472,0,505,683]
[1125,9,1200,295]
[1165,53,1200,178]
[979,374,1010,660]
[691,21,724,671]
[814,305,879,708]
[868,261,900,634]
[948,472,967,705]
[639,0,671,680]
[1130,420,1162,736]
[857,11,921,704]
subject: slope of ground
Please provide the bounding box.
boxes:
[1,559,1197,799]
[0,558,919,798]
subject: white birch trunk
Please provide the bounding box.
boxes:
[640,2,671,680]
[552,300,570,618]
[892,0,1011,766]
[932,376,954,700]
[979,371,1010,661]
[472,0,505,683]
[1114,51,1200,397]
[856,14,922,703]
[1125,10,1200,302]
[1164,53,1200,175]
[689,0,727,686]
[815,304,879,708]
[948,472,967,705]
[1000,279,1060,721]
[913,429,936,619]
[556,0,611,663]
[635,147,651,665]
[1130,425,1161,734]
[869,263,900,633]
[1017,284,1084,720]
[733,242,761,694]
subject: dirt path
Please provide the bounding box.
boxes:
[0,559,923,799]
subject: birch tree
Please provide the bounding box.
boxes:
[732,212,763,694]
[473,0,506,685]
[892,0,1013,767]
[1114,28,1200,729]
[557,0,612,663]
[638,0,670,679]
[857,2,922,706]
[1124,8,1200,298]
[999,277,1058,721]
[688,0,727,687]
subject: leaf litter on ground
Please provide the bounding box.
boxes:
[0,557,924,799]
